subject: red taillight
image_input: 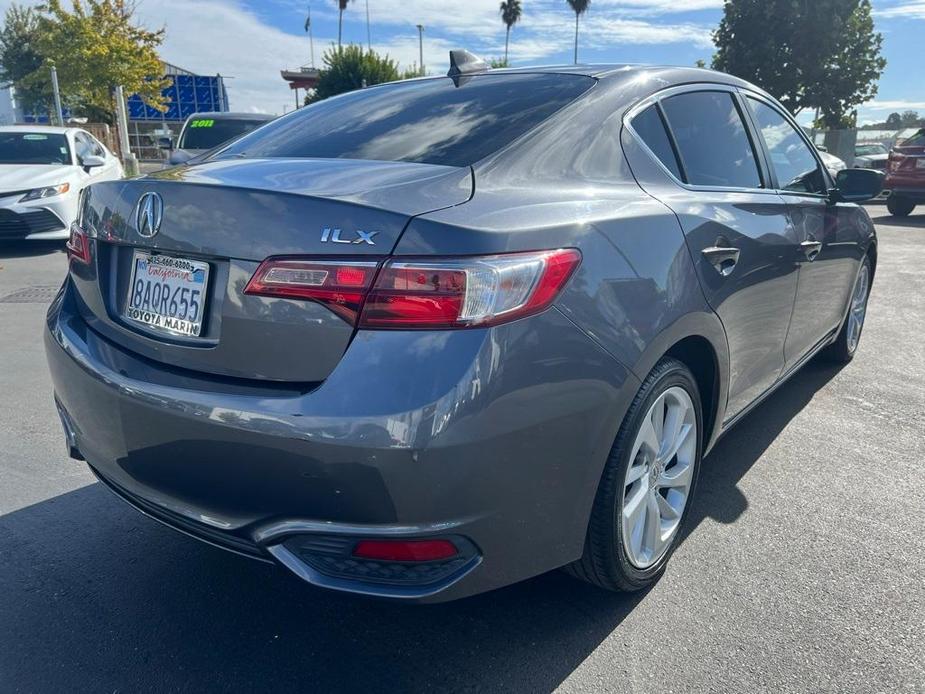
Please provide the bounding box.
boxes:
[362,248,582,329]
[244,259,378,323]
[243,249,581,329]
[352,539,458,562]
[66,224,91,265]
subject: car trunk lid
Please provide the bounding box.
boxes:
[70,158,472,383]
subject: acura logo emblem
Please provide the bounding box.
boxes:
[135,192,164,238]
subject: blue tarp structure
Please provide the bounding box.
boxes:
[23,73,228,123]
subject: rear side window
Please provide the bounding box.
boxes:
[747,98,827,195]
[660,91,762,189]
[631,105,682,179]
[901,129,925,146]
[216,74,596,168]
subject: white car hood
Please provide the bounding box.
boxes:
[0,164,75,193]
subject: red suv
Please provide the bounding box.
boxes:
[886,128,925,216]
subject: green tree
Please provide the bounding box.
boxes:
[308,45,400,103]
[336,0,353,48]
[885,112,902,128]
[500,0,522,66]
[567,0,590,65]
[712,0,885,126]
[900,110,921,127]
[0,4,49,115]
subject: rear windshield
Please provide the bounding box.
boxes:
[0,132,71,165]
[215,73,596,168]
[901,129,925,147]
[179,118,270,150]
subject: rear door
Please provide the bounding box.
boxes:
[626,86,801,420]
[742,95,860,370]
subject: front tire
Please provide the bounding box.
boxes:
[566,357,702,592]
[887,195,915,217]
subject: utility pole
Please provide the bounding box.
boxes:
[417,24,424,76]
[113,85,138,176]
[49,65,64,126]
[365,0,371,51]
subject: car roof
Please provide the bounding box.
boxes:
[410,63,766,101]
[185,112,274,121]
[0,125,82,135]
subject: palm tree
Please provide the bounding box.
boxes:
[337,0,353,48]
[500,0,522,66]
[567,0,590,65]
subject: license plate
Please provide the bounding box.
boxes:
[916,158,925,169]
[124,251,210,337]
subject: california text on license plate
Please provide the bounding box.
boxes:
[125,251,210,337]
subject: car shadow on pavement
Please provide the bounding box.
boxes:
[868,213,925,229]
[0,361,843,693]
[0,240,66,259]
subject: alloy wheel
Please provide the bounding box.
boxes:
[621,386,697,569]
[846,264,870,354]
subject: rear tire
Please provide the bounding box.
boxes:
[565,357,702,592]
[823,256,872,364]
[887,195,915,217]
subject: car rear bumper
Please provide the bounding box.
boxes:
[885,186,925,202]
[45,278,637,601]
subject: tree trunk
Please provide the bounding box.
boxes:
[574,13,579,65]
[338,10,343,48]
[505,26,510,65]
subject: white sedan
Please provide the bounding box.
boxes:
[0,126,123,241]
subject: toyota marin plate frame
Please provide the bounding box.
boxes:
[124,251,210,337]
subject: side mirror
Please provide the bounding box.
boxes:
[80,155,105,171]
[832,168,885,204]
[157,136,174,151]
[168,149,193,166]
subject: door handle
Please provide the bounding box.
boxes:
[702,246,740,276]
[801,240,823,262]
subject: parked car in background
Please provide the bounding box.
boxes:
[854,143,889,170]
[0,126,122,242]
[160,112,275,166]
[816,146,847,178]
[885,129,925,216]
[46,61,883,602]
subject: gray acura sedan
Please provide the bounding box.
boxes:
[46,56,883,602]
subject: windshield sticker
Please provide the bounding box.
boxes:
[190,119,215,128]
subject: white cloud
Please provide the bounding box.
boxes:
[874,1,925,19]
[861,99,925,111]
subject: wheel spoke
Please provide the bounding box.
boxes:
[650,395,666,445]
[658,461,693,489]
[637,416,660,460]
[643,492,661,557]
[656,492,680,520]
[660,422,694,466]
[626,463,648,485]
[624,486,647,556]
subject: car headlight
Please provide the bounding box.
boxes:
[20,182,71,202]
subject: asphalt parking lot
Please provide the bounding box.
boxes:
[1,212,923,693]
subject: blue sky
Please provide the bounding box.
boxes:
[4,0,923,120]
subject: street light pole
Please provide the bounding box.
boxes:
[416,24,424,76]
[49,65,64,126]
[366,0,371,51]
